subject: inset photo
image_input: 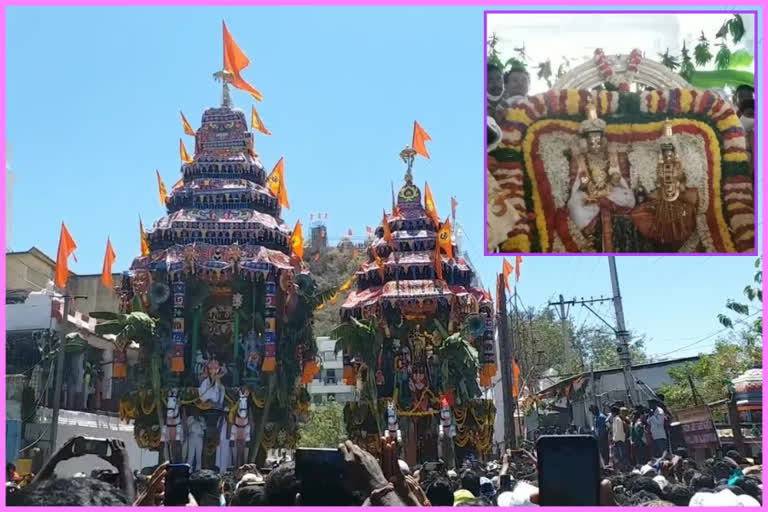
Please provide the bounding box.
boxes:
[486,11,756,254]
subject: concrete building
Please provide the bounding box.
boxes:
[307,337,356,405]
[491,356,701,446]
[6,247,122,314]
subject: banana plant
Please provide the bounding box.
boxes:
[92,311,166,455]
[434,331,481,405]
[333,317,384,435]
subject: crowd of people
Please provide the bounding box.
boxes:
[6,425,762,506]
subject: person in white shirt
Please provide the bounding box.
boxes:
[610,406,627,469]
[648,399,668,457]
[185,411,206,471]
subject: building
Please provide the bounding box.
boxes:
[492,355,701,446]
[307,337,356,405]
[6,247,122,314]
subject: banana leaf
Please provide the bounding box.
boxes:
[688,69,754,89]
[435,332,481,404]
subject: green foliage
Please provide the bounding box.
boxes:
[658,48,680,71]
[688,69,754,89]
[434,332,480,404]
[297,402,347,448]
[659,258,762,411]
[679,42,695,82]
[714,43,731,70]
[716,14,745,44]
[487,33,503,70]
[304,247,366,336]
[509,307,648,391]
[694,32,713,67]
[537,60,553,88]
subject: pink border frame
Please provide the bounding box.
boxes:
[1,2,765,510]
[483,8,760,257]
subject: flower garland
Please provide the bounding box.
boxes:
[593,48,643,89]
[490,88,750,253]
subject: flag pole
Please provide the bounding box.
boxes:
[49,290,72,454]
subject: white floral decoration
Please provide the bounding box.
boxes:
[535,132,578,209]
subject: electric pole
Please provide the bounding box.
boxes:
[550,294,575,367]
[496,276,517,448]
[608,256,637,405]
[50,293,71,454]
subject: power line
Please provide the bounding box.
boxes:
[653,311,761,358]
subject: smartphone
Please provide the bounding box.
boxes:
[164,463,191,506]
[422,460,444,472]
[536,435,600,506]
[294,447,344,483]
[73,437,110,457]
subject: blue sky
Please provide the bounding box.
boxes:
[6,6,762,360]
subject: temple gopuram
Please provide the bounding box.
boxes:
[111,24,315,470]
[336,145,496,467]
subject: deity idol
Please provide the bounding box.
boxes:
[630,120,698,251]
[564,100,638,251]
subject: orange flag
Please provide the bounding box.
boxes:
[101,238,116,289]
[180,111,196,136]
[512,358,521,398]
[266,157,289,209]
[172,178,184,190]
[423,182,439,227]
[290,220,304,259]
[515,255,523,282]
[382,209,393,246]
[156,170,167,206]
[502,258,513,292]
[412,121,432,159]
[251,106,271,135]
[180,138,193,164]
[139,216,150,256]
[436,218,453,259]
[451,196,458,221]
[222,21,263,101]
[372,248,386,280]
[54,222,77,288]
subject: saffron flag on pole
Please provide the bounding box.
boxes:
[139,216,150,256]
[423,182,439,227]
[290,220,303,259]
[156,170,167,206]
[54,222,77,289]
[172,178,184,190]
[180,111,196,136]
[180,139,193,164]
[502,258,513,292]
[101,238,116,289]
[412,121,432,159]
[251,106,271,135]
[515,255,523,282]
[436,218,453,260]
[222,21,263,101]
[512,358,521,398]
[372,248,386,280]
[266,157,289,208]
[382,209,393,246]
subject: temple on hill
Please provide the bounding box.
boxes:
[114,24,315,470]
[337,146,496,467]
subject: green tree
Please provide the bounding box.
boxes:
[304,247,366,336]
[297,402,347,448]
[659,258,762,411]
